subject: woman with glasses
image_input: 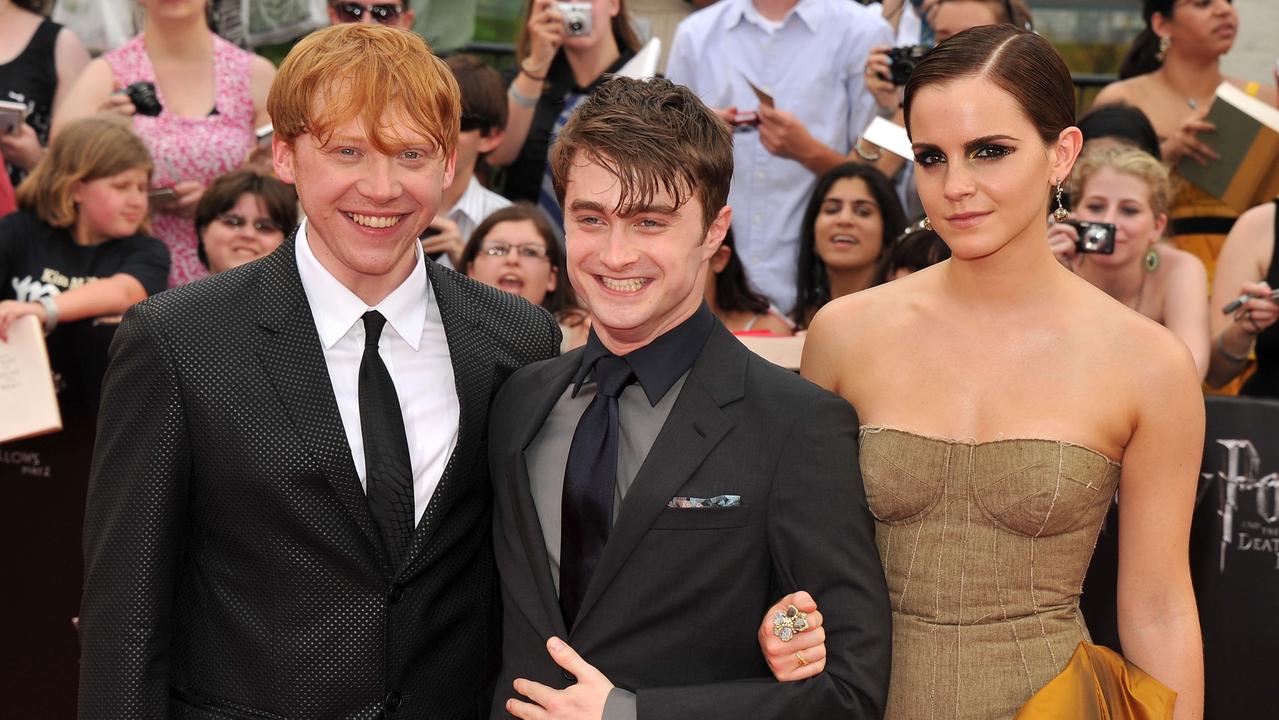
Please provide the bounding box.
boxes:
[52,0,276,288]
[461,202,589,351]
[194,169,297,275]
[325,0,415,29]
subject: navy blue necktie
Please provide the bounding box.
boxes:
[560,354,635,627]
[359,311,414,567]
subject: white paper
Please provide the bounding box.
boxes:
[863,116,914,162]
[616,38,662,80]
[0,316,62,444]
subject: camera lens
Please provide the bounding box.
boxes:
[569,20,584,32]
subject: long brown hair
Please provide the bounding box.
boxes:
[515,0,643,61]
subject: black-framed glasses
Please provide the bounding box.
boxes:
[334,2,404,24]
[482,243,549,261]
[217,213,282,234]
[460,110,493,134]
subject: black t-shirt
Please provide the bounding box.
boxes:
[0,19,61,186]
[1,209,170,418]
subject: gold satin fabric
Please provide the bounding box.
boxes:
[1015,642,1176,720]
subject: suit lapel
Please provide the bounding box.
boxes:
[573,325,745,628]
[510,353,582,640]
[254,233,387,566]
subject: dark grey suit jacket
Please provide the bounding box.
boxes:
[489,322,891,719]
[79,233,560,720]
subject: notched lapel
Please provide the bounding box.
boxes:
[253,236,388,567]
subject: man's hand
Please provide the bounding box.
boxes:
[507,637,614,720]
[419,216,465,268]
[758,105,818,161]
[0,122,44,171]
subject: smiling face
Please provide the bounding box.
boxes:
[1075,167,1166,269]
[72,167,150,244]
[273,106,456,302]
[201,192,287,273]
[564,157,730,352]
[467,219,558,306]
[909,76,1077,261]
[813,177,885,273]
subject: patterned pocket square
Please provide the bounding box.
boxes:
[667,495,742,509]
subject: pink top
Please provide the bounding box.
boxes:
[105,33,256,287]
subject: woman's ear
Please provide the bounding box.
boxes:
[1051,126,1084,192]
[69,180,85,205]
[547,264,559,293]
[1152,212,1169,242]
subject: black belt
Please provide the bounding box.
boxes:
[1170,216,1236,237]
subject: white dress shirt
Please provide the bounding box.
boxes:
[295,217,460,526]
[434,176,512,270]
[667,0,892,314]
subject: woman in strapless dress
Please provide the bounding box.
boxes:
[769,26,1204,720]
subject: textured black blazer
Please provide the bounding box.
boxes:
[79,233,560,720]
[489,322,892,719]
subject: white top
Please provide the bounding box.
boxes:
[295,217,460,526]
[438,176,512,270]
[667,0,892,313]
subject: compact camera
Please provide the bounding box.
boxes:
[557,2,593,37]
[124,81,163,117]
[1065,220,1117,255]
[886,45,928,86]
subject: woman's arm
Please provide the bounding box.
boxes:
[0,273,147,340]
[248,54,277,129]
[51,27,92,116]
[488,0,562,167]
[1115,335,1204,720]
[50,58,126,140]
[1206,203,1274,387]
[1161,252,1211,380]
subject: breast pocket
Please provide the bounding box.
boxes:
[649,506,747,531]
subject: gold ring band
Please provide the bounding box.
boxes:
[795,651,810,667]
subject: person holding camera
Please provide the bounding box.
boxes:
[52,0,275,288]
[488,0,644,219]
[1048,144,1209,379]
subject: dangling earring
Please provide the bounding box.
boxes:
[1144,247,1160,272]
[1156,35,1171,63]
[1051,179,1069,223]
[921,216,933,231]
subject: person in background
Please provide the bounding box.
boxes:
[195,168,297,274]
[875,220,950,283]
[461,202,589,351]
[1075,102,1162,160]
[326,0,414,28]
[53,0,276,288]
[792,163,905,328]
[421,54,513,269]
[0,116,169,418]
[489,0,643,221]
[706,229,793,336]
[1049,144,1209,379]
[0,0,90,186]
[667,0,892,315]
[628,0,717,73]
[0,169,14,216]
[1207,199,1279,398]
[1093,0,1277,282]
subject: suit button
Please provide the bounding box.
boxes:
[561,670,576,683]
[384,690,402,711]
[386,584,404,603]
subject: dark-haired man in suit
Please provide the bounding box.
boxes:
[78,24,559,719]
[489,75,891,720]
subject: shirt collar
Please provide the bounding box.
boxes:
[447,176,486,228]
[730,0,821,33]
[571,303,715,407]
[295,216,430,351]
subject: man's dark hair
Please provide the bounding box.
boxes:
[446,54,508,136]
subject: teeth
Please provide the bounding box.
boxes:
[601,277,648,292]
[346,212,401,229]
[832,235,858,244]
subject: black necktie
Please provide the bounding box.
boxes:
[560,354,635,628]
[359,311,414,567]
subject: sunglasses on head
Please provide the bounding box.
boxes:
[334,2,404,24]
[460,110,493,134]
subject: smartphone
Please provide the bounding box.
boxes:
[0,99,27,135]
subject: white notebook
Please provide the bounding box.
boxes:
[0,315,62,444]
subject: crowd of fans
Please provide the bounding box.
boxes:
[2,0,1277,430]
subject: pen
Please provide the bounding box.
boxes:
[1222,288,1279,314]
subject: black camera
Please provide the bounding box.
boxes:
[1065,220,1117,254]
[885,45,928,86]
[123,81,163,117]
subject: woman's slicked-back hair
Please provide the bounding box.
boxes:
[903,24,1075,145]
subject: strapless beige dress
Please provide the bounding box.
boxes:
[859,426,1122,720]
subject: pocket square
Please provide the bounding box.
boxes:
[667,495,741,509]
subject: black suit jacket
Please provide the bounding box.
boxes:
[79,234,560,719]
[489,322,891,719]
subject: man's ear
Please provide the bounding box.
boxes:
[478,128,505,155]
[702,204,733,261]
[399,9,417,28]
[709,244,731,273]
[1050,126,1083,194]
[272,135,297,185]
[441,148,459,191]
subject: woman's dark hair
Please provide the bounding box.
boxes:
[1077,103,1162,160]
[1119,0,1175,80]
[461,202,581,317]
[516,1,643,61]
[712,229,771,316]
[793,163,906,327]
[876,225,952,284]
[904,25,1075,145]
[195,169,298,268]
[13,0,51,14]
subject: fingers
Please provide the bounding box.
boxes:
[770,641,828,682]
[545,636,601,682]
[505,696,549,720]
[99,93,136,116]
[512,678,558,709]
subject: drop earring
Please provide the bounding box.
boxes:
[922,217,933,231]
[1051,179,1069,223]
[1157,35,1171,63]
[1144,247,1160,272]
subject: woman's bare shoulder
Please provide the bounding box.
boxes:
[1090,75,1154,109]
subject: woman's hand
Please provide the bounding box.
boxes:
[864,45,902,112]
[1231,280,1278,336]
[757,591,827,682]
[98,86,137,118]
[1047,220,1079,270]
[167,180,204,220]
[525,0,565,75]
[1161,111,1218,167]
[0,122,44,171]
[0,299,45,342]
